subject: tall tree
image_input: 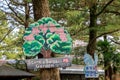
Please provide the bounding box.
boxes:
[86,0,115,80]
[86,0,114,58]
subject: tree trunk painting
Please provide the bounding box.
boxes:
[39,49,60,80]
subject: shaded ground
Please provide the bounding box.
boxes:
[116,73,120,80]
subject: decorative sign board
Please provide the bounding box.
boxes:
[84,65,99,78]
[25,57,72,69]
[22,17,72,57]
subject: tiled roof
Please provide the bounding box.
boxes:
[0,64,34,78]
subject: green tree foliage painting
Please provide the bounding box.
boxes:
[22,17,72,56]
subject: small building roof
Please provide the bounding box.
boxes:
[0,64,35,78]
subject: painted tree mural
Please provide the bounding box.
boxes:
[22,17,72,58]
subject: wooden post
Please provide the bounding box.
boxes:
[39,49,61,80]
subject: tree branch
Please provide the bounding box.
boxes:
[71,27,88,36]
[10,0,25,6]
[96,28,120,39]
[16,7,25,13]
[0,28,15,43]
[96,0,114,16]
[105,10,120,15]
[5,0,25,24]
[110,39,120,45]
[9,13,24,25]
[88,28,120,47]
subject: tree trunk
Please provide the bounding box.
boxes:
[24,0,30,28]
[32,0,50,21]
[86,1,114,80]
[104,36,113,80]
[87,3,97,60]
[105,62,109,80]
[104,62,113,80]
[40,68,60,80]
[112,66,117,80]
[108,65,113,80]
[86,3,97,80]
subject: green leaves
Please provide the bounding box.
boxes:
[97,40,120,67]
[26,0,32,3]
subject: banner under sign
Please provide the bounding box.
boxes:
[25,57,72,69]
